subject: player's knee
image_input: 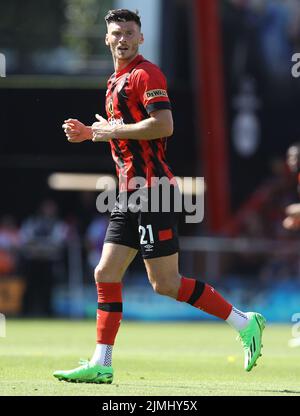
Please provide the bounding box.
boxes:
[94,265,104,282]
[151,279,174,297]
[94,265,116,283]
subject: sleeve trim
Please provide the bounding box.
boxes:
[146,101,172,114]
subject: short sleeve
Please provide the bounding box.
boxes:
[133,66,172,115]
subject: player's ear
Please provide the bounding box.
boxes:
[139,33,144,45]
[105,33,109,46]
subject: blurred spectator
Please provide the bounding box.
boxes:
[0,215,20,275]
[224,155,299,281]
[260,246,300,283]
[20,199,67,316]
[78,191,100,231]
[222,0,264,84]
[253,0,293,81]
[283,143,300,230]
[85,214,109,274]
[224,0,300,92]
[260,158,295,238]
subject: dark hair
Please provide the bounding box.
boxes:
[105,9,141,28]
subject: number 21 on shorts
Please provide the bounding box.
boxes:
[139,225,154,245]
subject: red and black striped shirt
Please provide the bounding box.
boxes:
[105,54,175,192]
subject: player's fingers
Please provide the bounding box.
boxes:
[65,132,79,141]
[95,114,107,123]
[67,135,81,142]
[66,122,76,127]
[64,127,80,134]
[67,132,80,138]
[62,123,75,129]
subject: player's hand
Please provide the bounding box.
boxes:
[92,114,112,142]
[62,118,92,143]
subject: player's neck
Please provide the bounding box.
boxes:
[114,53,139,74]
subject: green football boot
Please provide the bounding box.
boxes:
[238,312,266,372]
[53,360,113,384]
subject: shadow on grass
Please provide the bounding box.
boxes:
[258,389,300,395]
[120,383,300,395]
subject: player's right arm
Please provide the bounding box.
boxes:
[62,118,93,143]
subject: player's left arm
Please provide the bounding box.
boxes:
[91,109,173,142]
[92,65,173,142]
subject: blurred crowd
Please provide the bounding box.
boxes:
[0,147,300,317]
[224,0,300,87]
[223,144,300,283]
[2,0,300,318]
[0,199,109,316]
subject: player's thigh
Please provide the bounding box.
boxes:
[144,253,181,298]
[95,243,138,282]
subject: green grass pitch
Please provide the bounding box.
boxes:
[1,319,300,396]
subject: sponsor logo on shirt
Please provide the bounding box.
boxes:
[109,117,124,127]
[145,89,168,99]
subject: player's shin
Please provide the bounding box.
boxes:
[90,282,122,366]
[176,277,248,330]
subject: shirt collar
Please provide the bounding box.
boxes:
[115,54,145,78]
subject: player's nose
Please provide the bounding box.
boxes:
[119,36,128,43]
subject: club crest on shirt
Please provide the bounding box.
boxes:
[108,97,114,117]
[145,89,168,99]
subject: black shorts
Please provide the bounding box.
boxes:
[104,186,180,259]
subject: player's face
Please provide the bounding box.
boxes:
[105,21,144,63]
